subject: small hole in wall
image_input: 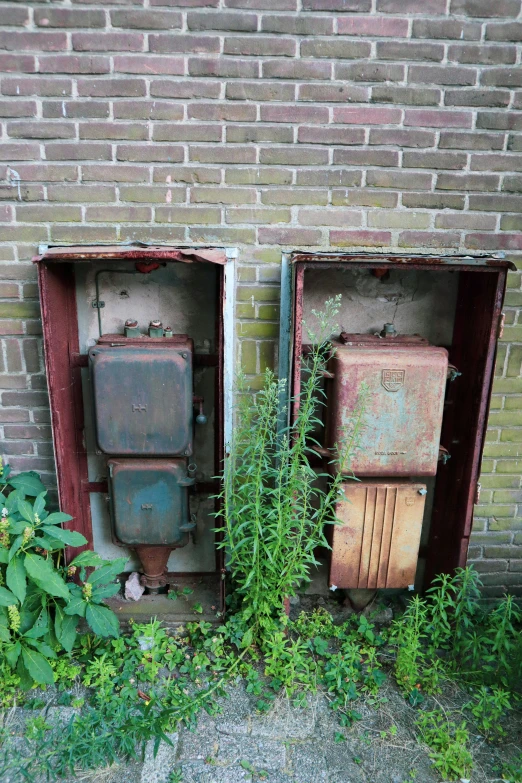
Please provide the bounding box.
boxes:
[119,289,129,298]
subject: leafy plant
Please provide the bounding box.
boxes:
[465,685,512,741]
[0,462,125,686]
[217,296,367,643]
[392,595,429,696]
[415,709,473,781]
[503,754,522,783]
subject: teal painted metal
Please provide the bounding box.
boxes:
[108,458,194,546]
[89,340,193,456]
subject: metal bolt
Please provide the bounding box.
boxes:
[184,449,190,456]
[182,352,188,359]
[418,488,427,496]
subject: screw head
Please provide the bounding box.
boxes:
[181,352,188,359]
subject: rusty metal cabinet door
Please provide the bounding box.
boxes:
[327,339,448,477]
[329,481,427,590]
[89,343,193,456]
[108,459,193,546]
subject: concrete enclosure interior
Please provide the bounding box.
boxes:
[75,261,218,575]
[302,266,460,589]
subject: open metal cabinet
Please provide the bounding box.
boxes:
[278,252,514,593]
[35,244,237,624]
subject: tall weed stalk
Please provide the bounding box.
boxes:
[216,297,366,642]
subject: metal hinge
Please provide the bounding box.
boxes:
[498,312,505,340]
[474,482,481,505]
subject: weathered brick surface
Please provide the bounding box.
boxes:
[1,1,522,590]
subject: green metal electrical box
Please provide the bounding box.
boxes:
[108,459,194,546]
[89,337,193,456]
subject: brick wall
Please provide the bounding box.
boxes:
[1,0,522,594]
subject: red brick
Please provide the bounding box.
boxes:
[399,231,461,248]
[226,167,292,185]
[486,22,522,41]
[0,283,19,298]
[301,40,371,59]
[333,149,399,166]
[43,101,110,119]
[302,0,370,7]
[259,146,328,165]
[503,176,522,191]
[367,170,433,189]
[298,208,362,226]
[191,186,256,204]
[188,103,257,121]
[39,55,110,74]
[226,0,297,7]
[333,106,401,124]
[151,80,221,99]
[0,206,13,222]
[404,191,465,209]
[45,143,111,161]
[187,11,258,31]
[478,112,522,131]
[227,125,293,143]
[481,68,522,88]
[7,122,74,140]
[82,165,149,183]
[34,8,106,27]
[404,110,472,128]
[330,230,391,247]
[412,19,481,39]
[11,164,78,182]
[509,135,522,151]
[151,0,218,5]
[435,213,497,230]
[149,34,220,54]
[445,89,510,107]
[85,206,152,222]
[1,7,29,26]
[189,57,259,78]
[72,33,145,52]
[80,122,147,141]
[116,145,184,163]
[298,83,368,102]
[437,173,500,191]
[263,60,331,80]
[114,101,184,121]
[47,184,116,202]
[0,144,40,161]
[377,0,446,10]
[471,154,522,171]
[226,82,295,101]
[153,124,222,142]
[298,127,365,145]
[440,131,505,150]
[113,56,184,75]
[0,409,30,423]
[0,322,23,336]
[451,0,521,17]
[301,170,363,187]
[261,15,333,35]
[338,16,409,36]
[335,62,404,82]
[0,32,67,52]
[0,101,37,118]
[224,36,296,56]
[4,425,51,440]
[190,146,256,163]
[78,79,147,97]
[1,77,73,96]
[371,86,441,105]
[0,54,35,73]
[403,151,467,170]
[466,233,522,250]
[0,184,44,202]
[261,105,328,123]
[258,227,322,245]
[16,204,82,222]
[470,194,522,212]
[409,65,477,85]
[448,44,517,64]
[2,390,48,407]
[110,10,183,28]
[369,129,436,147]
[377,41,444,61]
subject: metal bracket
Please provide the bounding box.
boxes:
[91,300,105,309]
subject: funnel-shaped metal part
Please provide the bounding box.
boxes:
[135,544,171,590]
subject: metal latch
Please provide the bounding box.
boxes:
[498,312,505,340]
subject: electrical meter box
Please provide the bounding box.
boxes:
[89,335,194,457]
[108,459,194,547]
[329,480,427,590]
[326,334,448,477]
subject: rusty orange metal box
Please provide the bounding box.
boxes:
[326,335,448,477]
[89,336,193,456]
[329,480,426,590]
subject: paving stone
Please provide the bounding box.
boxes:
[288,743,328,783]
[140,732,179,783]
[217,736,286,770]
[180,763,251,783]
[250,695,318,740]
[178,723,220,762]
